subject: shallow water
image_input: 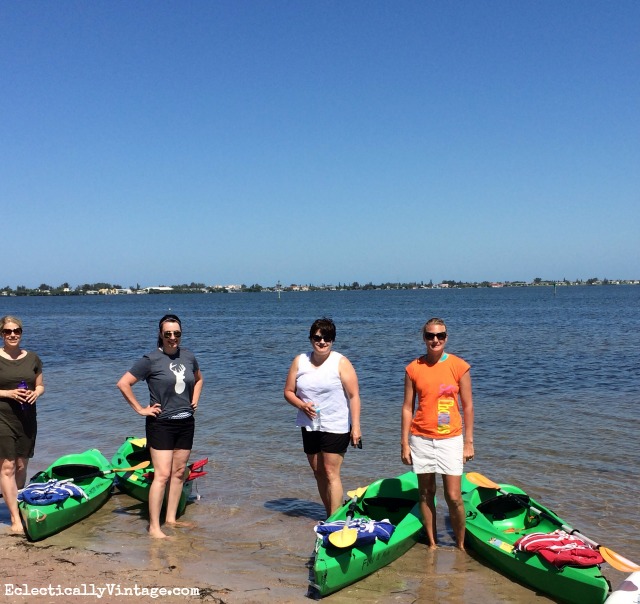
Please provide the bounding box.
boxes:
[1,286,638,601]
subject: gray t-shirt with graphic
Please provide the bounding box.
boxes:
[129,348,199,420]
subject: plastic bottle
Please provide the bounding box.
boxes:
[17,380,28,411]
[312,406,322,431]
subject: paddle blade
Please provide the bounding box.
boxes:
[600,547,640,573]
[328,527,359,548]
[112,461,150,473]
[189,457,209,471]
[466,472,500,490]
[346,486,368,499]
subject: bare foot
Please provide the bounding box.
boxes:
[427,543,438,550]
[147,526,172,539]
[164,520,195,528]
[10,523,25,535]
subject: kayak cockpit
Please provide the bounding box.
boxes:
[49,465,103,480]
[361,496,418,526]
[472,493,543,534]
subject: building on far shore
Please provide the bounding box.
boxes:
[141,286,174,293]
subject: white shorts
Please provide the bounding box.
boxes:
[410,434,463,476]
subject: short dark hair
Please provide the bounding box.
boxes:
[157,314,182,347]
[159,314,181,330]
[309,317,336,342]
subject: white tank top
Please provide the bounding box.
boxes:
[294,351,351,433]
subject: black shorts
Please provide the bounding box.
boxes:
[146,416,194,451]
[301,429,351,455]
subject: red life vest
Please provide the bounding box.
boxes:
[515,529,604,568]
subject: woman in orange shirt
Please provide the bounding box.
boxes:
[401,317,474,550]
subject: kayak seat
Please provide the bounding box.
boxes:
[124,449,152,463]
[362,497,415,524]
[28,470,49,483]
[477,494,530,520]
[51,464,101,479]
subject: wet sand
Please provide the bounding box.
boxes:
[2,489,629,604]
[0,526,551,604]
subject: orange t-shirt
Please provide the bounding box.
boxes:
[405,353,470,439]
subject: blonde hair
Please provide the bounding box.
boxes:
[422,317,446,338]
[1,315,23,329]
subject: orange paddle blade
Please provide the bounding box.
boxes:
[600,547,640,573]
[112,461,150,473]
[466,472,500,490]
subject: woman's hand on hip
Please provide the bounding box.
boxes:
[139,403,161,417]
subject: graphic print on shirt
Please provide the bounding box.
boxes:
[169,362,186,394]
[436,384,457,435]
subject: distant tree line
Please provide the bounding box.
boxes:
[1,276,635,297]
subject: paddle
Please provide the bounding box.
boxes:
[328,495,360,548]
[466,472,640,573]
[186,457,208,481]
[111,461,150,474]
[346,485,368,499]
[53,461,150,481]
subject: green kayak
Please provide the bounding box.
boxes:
[462,473,610,604]
[18,448,113,541]
[111,436,206,517]
[311,470,422,597]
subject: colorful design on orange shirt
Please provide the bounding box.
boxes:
[436,384,457,435]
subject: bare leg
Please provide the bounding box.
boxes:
[317,452,345,517]
[1,458,24,533]
[164,449,191,526]
[443,474,466,550]
[306,453,330,515]
[148,448,173,539]
[417,473,437,548]
[306,451,345,517]
[15,457,29,490]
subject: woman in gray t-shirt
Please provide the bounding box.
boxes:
[117,314,204,539]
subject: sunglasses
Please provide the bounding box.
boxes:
[311,335,333,343]
[424,331,447,341]
[163,331,182,338]
[2,328,23,336]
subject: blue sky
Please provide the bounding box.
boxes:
[2,1,638,288]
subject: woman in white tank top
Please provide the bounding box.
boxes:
[284,318,362,517]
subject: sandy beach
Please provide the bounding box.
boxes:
[5,523,626,604]
[0,525,551,604]
[0,532,211,604]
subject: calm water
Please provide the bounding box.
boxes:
[1,287,638,602]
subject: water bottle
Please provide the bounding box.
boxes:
[312,406,322,431]
[17,380,28,411]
